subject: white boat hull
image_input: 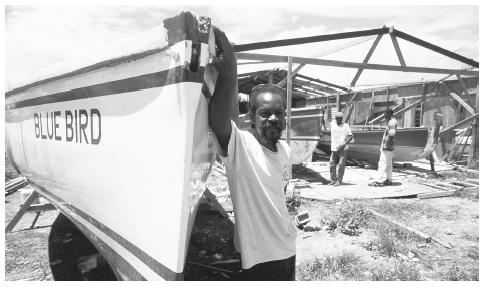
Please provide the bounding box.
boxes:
[5,12,217,280]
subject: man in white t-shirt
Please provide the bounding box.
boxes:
[370,109,397,187]
[329,112,354,186]
[208,27,297,280]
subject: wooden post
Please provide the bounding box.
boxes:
[456,75,473,107]
[386,87,390,109]
[277,64,305,87]
[401,98,405,127]
[419,83,426,127]
[286,56,293,145]
[468,83,478,166]
[336,93,341,112]
[6,190,40,232]
[365,91,376,125]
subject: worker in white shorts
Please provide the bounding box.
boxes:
[329,112,354,186]
[370,109,397,187]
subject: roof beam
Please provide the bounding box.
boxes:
[233,27,390,52]
[293,78,338,94]
[236,52,479,76]
[389,27,406,67]
[295,74,349,92]
[392,29,479,68]
[350,33,384,87]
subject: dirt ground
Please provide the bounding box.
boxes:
[4,153,479,281]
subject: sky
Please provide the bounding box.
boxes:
[4,1,480,91]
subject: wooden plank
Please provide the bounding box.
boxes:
[439,113,479,137]
[466,179,479,185]
[6,177,26,189]
[419,83,426,127]
[26,203,57,212]
[394,99,422,116]
[236,52,479,76]
[350,33,384,87]
[5,177,28,196]
[368,209,432,242]
[436,182,461,188]
[6,190,40,232]
[417,190,455,199]
[368,101,405,124]
[234,27,390,52]
[446,180,479,188]
[457,167,479,174]
[286,56,293,145]
[441,82,475,115]
[421,182,450,191]
[392,29,479,68]
[390,29,406,67]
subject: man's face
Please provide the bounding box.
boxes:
[384,112,391,121]
[251,92,286,145]
[336,117,343,125]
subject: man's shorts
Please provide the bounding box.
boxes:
[240,255,296,281]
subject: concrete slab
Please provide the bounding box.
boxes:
[297,161,442,200]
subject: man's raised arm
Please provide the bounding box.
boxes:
[208,27,237,156]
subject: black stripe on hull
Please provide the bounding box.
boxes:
[6,65,204,110]
[28,180,183,281]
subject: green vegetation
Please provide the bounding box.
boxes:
[297,251,365,281]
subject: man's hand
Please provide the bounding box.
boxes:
[208,26,237,156]
[211,26,237,82]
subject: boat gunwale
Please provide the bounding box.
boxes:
[5,48,168,98]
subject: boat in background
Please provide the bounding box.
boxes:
[5,12,219,280]
[238,105,324,164]
[317,124,440,163]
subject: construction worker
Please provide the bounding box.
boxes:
[370,109,397,186]
[208,27,297,280]
[330,112,354,186]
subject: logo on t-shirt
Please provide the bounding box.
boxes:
[282,164,291,181]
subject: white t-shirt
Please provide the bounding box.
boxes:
[215,121,297,269]
[330,122,353,151]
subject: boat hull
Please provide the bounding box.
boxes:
[5,12,216,280]
[318,127,430,163]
